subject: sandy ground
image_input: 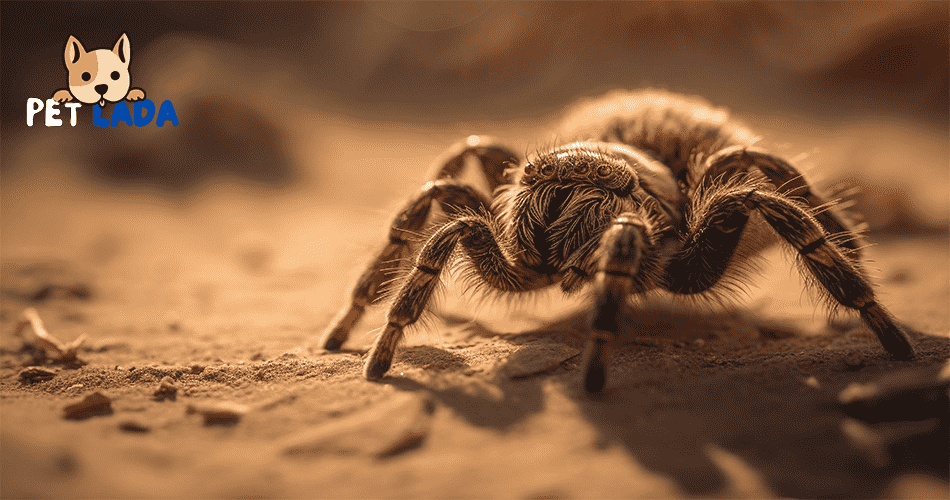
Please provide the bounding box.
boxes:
[2,8,949,492]
[2,96,949,499]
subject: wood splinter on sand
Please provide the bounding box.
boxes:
[14,307,86,362]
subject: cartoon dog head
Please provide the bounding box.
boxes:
[63,34,132,106]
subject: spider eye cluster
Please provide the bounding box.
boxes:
[522,143,637,192]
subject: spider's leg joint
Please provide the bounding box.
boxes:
[797,235,827,256]
[364,215,538,382]
[416,265,440,275]
[857,299,877,311]
[567,266,589,278]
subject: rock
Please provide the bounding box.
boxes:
[118,420,151,433]
[19,366,57,383]
[153,376,178,401]
[282,392,435,459]
[186,401,248,426]
[503,340,581,379]
[63,392,113,420]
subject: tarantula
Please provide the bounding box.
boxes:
[321,90,916,393]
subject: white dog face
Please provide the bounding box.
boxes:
[64,34,132,106]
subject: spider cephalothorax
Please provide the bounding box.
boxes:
[321,90,916,393]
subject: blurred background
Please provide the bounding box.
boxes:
[1,1,948,330]
[2,6,948,498]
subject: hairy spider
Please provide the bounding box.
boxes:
[321,89,916,393]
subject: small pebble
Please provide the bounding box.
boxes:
[186,402,248,426]
[118,420,151,433]
[63,392,113,420]
[19,366,57,383]
[153,376,178,401]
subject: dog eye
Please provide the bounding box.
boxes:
[81,72,91,82]
[111,71,120,80]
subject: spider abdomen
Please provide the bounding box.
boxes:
[558,89,758,191]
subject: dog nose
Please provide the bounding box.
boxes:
[95,84,108,95]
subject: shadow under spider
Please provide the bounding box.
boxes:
[382,301,950,497]
[382,375,546,431]
[391,344,470,372]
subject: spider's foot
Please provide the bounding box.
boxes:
[364,354,392,381]
[321,306,364,351]
[584,365,606,394]
[364,324,400,381]
[888,341,916,362]
[885,323,916,361]
[583,337,611,394]
[322,335,344,351]
[321,324,348,351]
[859,303,917,361]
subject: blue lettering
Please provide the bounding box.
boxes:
[133,100,156,127]
[111,101,134,127]
[155,100,179,127]
[92,104,110,127]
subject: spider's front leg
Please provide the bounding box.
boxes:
[321,137,519,350]
[364,215,540,380]
[585,212,658,393]
[321,181,490,350]
[664,186,915,360]
[700,147,862,259]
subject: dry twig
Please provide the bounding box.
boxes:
[14,307,86,362]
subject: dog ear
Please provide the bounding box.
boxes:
[64,35,85,68]
[112,33,131,65]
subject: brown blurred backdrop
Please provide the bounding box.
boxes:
[3,2,948,122]
[2,1,947,185]
[1,1,947,272]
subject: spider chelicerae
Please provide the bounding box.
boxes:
[321,90,916,393]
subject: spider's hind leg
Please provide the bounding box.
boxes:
[698,146,863,259]
[664,186,915,360]
[430,136,520,192]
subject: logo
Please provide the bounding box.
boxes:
[27,33,178,127]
